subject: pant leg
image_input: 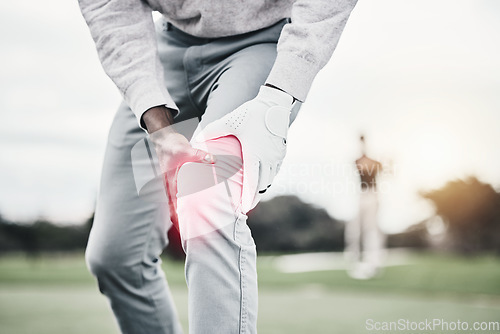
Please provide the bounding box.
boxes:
[152,18,298,333]
[85,102,183,334]
[176,135,254,334]
[177,33,293,334]
[361,190,384,269]
[85,19,209,334]
[345,209,362,265]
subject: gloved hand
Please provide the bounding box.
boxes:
[194,85,295,213]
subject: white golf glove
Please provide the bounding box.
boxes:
[194,85,295,213]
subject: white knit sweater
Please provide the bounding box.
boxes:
[78,0,358,125]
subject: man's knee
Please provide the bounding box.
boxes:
[85,236,136,283]
[178,135,243,207]
[85,242,116,279]
[176,136,243,241]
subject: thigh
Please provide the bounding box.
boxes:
[156,18,203,139]
[198,38,302,132]
[199,42,278,129]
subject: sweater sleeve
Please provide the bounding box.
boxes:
[78,0,178,129]
[266,0,358,102]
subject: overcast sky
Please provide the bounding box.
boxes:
[1,0,499,233]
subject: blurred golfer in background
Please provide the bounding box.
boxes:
[345,135,386,280]
[78,0,358,333]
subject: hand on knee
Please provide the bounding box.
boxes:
[176,135,244,241]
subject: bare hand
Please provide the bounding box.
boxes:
[143,106,215,228]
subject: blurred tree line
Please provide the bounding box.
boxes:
[422,176,500,254]
[0,195,345,258]
[248,195,344,252]
[0,214,93,256]
[389,176,500,255]
[1,176,500,257]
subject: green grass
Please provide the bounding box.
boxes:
[257,253,500,296]
[1,252,500,334]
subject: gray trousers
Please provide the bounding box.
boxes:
[85,18,291,334]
